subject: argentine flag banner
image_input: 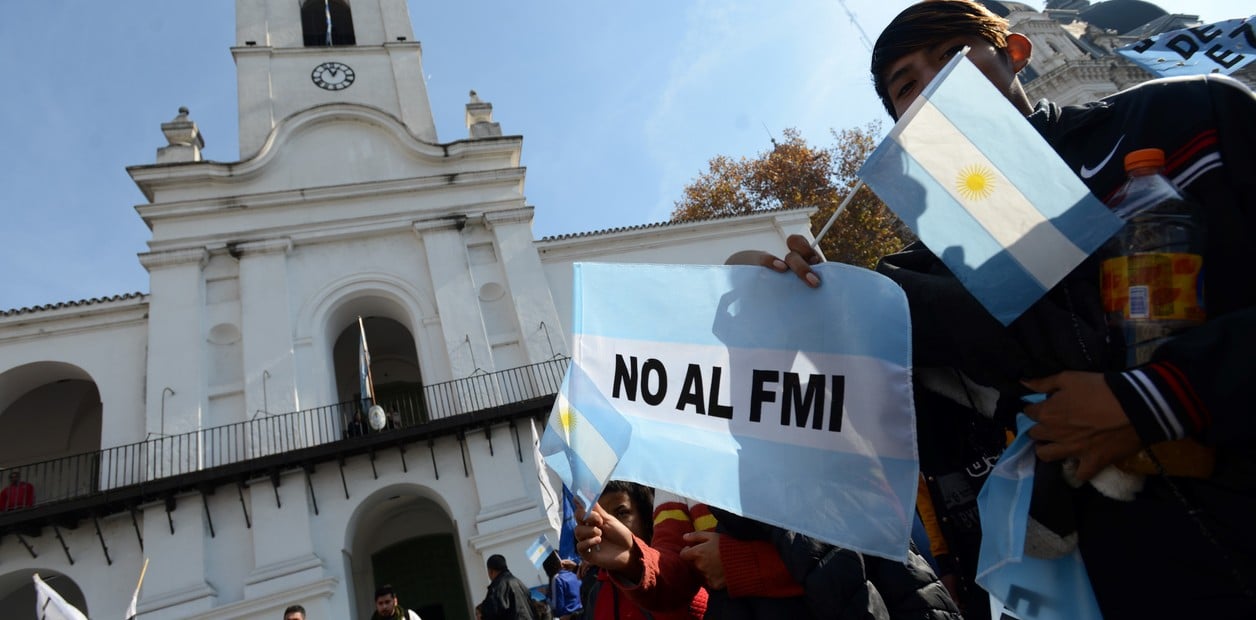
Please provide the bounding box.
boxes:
[859,49,1123,325]
[1117,16,1255,77]
[548,262,918,561]
[977,415,1102,620]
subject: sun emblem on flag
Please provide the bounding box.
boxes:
[955,164,996,201]
[558,403,575,442]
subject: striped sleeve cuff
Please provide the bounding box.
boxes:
[1105,361,1209,444]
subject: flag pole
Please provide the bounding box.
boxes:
[811,179,865,249]
[358,316,376,405]
[136,557,149,592]
[126,557,149,619]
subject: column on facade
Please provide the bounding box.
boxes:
[243,470,324,599]
[463,421,554,571]
[237,238,303,457]
[138,495,218,616]
[414,219,498,415]
[138,248,210,481]
[484,209,568,367]
[233,46,275,159]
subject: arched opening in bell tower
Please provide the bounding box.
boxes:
[302,0,357,46]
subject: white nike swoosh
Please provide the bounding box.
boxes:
[1079,135,1125,179]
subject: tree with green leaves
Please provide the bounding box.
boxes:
[671,124,914,268]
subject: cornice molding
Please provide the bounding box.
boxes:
[235,238,293,256]
[138,247,210,271]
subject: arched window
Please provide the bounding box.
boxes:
[302,0,356,47]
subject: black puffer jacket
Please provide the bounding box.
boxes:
[877,75,1256,618]
[708,508,962,620]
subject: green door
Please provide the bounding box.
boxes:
[371,534,469,620]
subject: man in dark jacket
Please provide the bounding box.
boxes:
[745,1,1256,617]
[479,554,537,620]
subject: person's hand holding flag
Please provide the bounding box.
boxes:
[572,499,640,579]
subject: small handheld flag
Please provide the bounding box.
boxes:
[976,416,1102,619]
[859,48,1122,325]
[527,534,557,570]
[540,364,633,510]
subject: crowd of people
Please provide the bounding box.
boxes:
[573,1,1255,619]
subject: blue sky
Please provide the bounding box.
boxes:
[0,1,1241,311]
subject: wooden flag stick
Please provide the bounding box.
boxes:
[136,557,150,591]
[812,179,865,249]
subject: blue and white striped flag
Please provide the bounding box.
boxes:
[860,49,1123,325]
[540,364,633,511]
[977,415,1102,620]
[560,262,918,561]
[1118,16,1255,77]
[358,316,374,404]
[526,534,556,570]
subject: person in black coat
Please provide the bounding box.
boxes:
[479,554,537,620]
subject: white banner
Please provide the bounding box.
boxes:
[1118,16,1256,77]
[555,262,919,560]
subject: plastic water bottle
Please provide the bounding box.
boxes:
[1100,148,1206,367]
[1100,149,1214,478]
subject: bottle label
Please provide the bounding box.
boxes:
[1101,253,1205,321]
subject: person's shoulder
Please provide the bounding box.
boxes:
[652,490,701,511]
[1102,74,1254,109]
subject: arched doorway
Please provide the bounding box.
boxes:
[0,362,102,506]
[0,570,88,620]
[347,488,471,620]
[372,534,466,620]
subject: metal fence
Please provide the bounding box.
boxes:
[1,357,568,511]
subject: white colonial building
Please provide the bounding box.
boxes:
[977,0,1256,105]
[0,1,813,619]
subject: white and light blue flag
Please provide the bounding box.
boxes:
[540,364,634,511]
[859,49,1123,325]
[977,415,1102,620]
[526,534,557,570]
[1118,16,1255,77]
[558,262,918,561]
[358,316,375,404]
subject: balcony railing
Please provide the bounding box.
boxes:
[0,357,568,512]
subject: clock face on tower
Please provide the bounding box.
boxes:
[311,62,355,91]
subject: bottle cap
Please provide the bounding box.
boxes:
[1124,148,1165,172]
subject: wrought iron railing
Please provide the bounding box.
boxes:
[0,357,568,512]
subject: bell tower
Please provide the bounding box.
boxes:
[232,0,438,158]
